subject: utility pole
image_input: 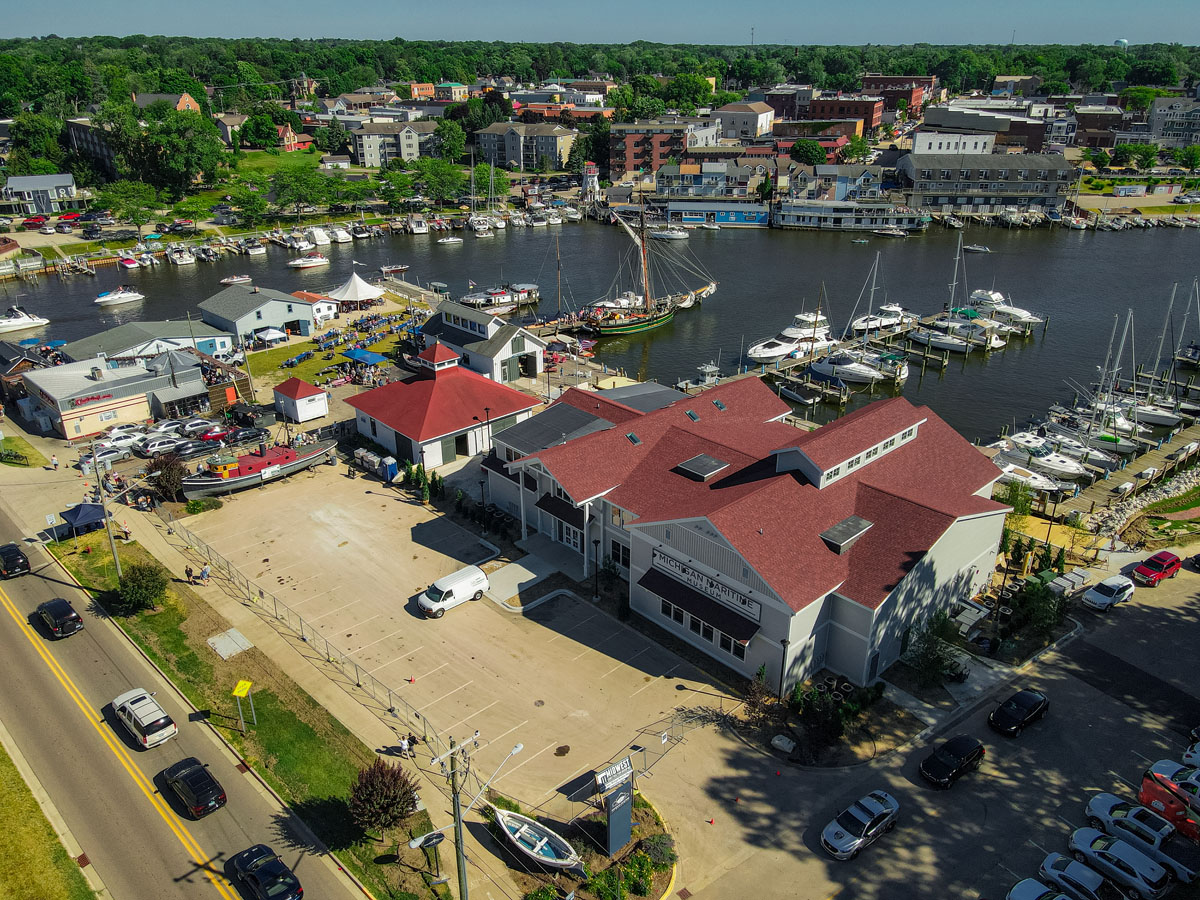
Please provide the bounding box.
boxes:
[450,736,469,900]
[91,438,124,581]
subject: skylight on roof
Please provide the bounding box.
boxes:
[712,399,727,411]
[685,409,699,422]
[626,432,642,446]
[676,453,729,481]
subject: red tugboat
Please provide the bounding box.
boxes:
[181,438,338,499]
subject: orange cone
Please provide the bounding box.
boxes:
[707,818,715,825]
[407,676,415,683]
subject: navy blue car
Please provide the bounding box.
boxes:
[231,844,302,899]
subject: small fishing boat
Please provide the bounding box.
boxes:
[287,252,329,269]
[180,439,338,499]
[850,238,869,244]
[118,256,140,269]
[964,244,991,253]
[437,236,463,244]
[699,222,721,231]
[94,285,145,306]
[0,306,50,334]
[379,263,409,274]
[220,275,253,285]
[649,225,688,241]
[491,807,581,871]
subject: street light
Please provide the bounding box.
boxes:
[408,739,524,900]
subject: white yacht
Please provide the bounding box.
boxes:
[245,242,266,256]
[167,247,196,265]
[849,303,917,334]
[909,327,971,353]
[407,214,429,235]
[939,318,1006,350]
[490,216,507,229]
[969,289,1043,325]
[546,211,564,226]
[563,206,582,222]
[809,351,889,384]
[94,286,145,306]
[529,214,548,227]
[305,226,331,246]
[992,434,1087,479]
[748,311,834,362]
[649,225,688,241]
[995,461,1060,493]
[0,306,49,334]
[287,252,330,269]
[329,226,353,243]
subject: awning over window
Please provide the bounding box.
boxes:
[535,492,586,530]
[638,568,760,644]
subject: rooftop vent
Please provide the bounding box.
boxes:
[676,453,729,482]
[819,515,873,555]
[626,432,641,446]
[90,366,104,381]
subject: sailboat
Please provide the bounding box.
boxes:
[583,211,676,337]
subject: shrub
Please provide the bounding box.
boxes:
[641,833,677,871]
[454,488,465,512]
[523,888,558,900]
[624,851,653,896]
[587,867,626,900]
[114,562,169,615]
[348,758,419,841]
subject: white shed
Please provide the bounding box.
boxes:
[273,377,329,424]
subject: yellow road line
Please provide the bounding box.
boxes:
[0,585,238,900]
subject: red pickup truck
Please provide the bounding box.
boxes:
[1133,551,1182,587]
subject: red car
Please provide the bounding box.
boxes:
[22,215,47,226]
[1140,760,1200,842]
[200,425,233,442]
[57,212,82,221]
[1132,551,1181,587]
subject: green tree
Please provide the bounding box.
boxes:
[348,758,419,843]
[151,452,188,501]
[565,133,591,174]
[239,114,280,150]
[1088,148,1111,170]
[999,479,1034,535]
[789,139,827,166]
[312,119,351,155]
[473,162,508,199]
[664,72,713,108]
[895,98,909,122]
[904,610,956,687]
[102,104,227,197]
[95,180,161,236]
[231,178,271,227]
[434,119,466,161]
[272,167,330,219]
[1110,144,1134,167]
[375,168,415,209]
[9,112,65,167]
[170,197,209,233]
[410,157,465,204]
[1173,145,1200,172]
[114,562,169,616]
[1131,144,1159,171]
[756,175,774,203]
[843,134,871,162]
[1119,86,1170,111]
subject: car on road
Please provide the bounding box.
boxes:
[55,222,73,233]
[58,212,81,220]
[82,225,102,239]
[919,734,985,788]
[0,217,11,226]
[1006,878,1070,900]
[170,440,214,460]
[1081,576,1135,611]
[200,424,234,442]
[96,431,145,451]
[231,844,303,900]
[1038,851,1128,900]
[136,435,183,457]
[988,688,1050,736]
[80,446,133,467]
[1132,551,1181,587]
[0,543,31,578]
[92,216,116,225]
[418,565,490,618]
[1183,743,1200,767]
[820,789,899,859]
[38,225,56,234]
[163,757,227,818]
[37,598,84,638]
[227,426,270,446]
[178,418,214,437]
[111,688,177,749]
[1068,828,1171,899]
[22,216,47,226]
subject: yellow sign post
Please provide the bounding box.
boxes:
[232,680,256,732]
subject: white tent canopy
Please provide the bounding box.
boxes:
[256,327,287,341]
[326,272,385,303]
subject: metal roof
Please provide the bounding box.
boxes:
[62,321,229,361]
[493,402,613,455]
[596,382,688,413]
[675,453,729,482]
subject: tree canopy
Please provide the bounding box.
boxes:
[790,139,827,166]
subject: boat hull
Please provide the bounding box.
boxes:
[181,440,337,499]
[492,808,581,871]
[588,309,675,336]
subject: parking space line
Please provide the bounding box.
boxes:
[537,762,597,802]
[1027,838,1053,856]
[368,656,405,674]
[545,613,597,643]
[601,647,650,678]
[478,720,528,753]
[1054,814,1077,830]
[416,661,449,681]
[493,742,557,783]
[571,630,624,660]
[444,701,500,734]
[1130,749,1154,763]
[631,665,679,695]
[354,627,410,654]
[418,680,474,711]
[996,863,1023,880]
[344,613,381,635]
[1109,769,1140,790]
[310,596,366,622]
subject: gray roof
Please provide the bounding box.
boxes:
[901,152,1072,171]
[434,300,500,328]
[357,121,438,135]
[146,350,202,375]
[476,122,575,136]
[596,382,687,412]
[493,401,613,454]
[133,93,186,108]
[5,174,74,191]
[62,320,230,361]
[199,285,298,322]
[23,358,153,397]
[0,340,45,373]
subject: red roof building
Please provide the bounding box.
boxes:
[345,344,538,468]
[488,381,1006,690]
[273,376,329,423]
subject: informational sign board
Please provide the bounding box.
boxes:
[604,781,634,857]
[594,755,633,793]
[232,680,253,698]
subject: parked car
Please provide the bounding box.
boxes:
[1067,828,1172,899]
[55,222,73,233]
[1006,878,1070,900]
[176,419,212,437]
[57,212,81,221]
[22,216,47,226]
[92,216,116,225]
[171,440,214,460]
[1183,743,1200,767]
[1081,576,1135,611]
[0,217,12,226]
[37,598,84,638]
[231,844,303,900]
[200,425,234,442]
[1085,792,1200,882]
[163,757,227,819]
[107,423,147,438]
[1132,551,1181,587]
[137,436,183,457]
[111,688,177,749]
[0,543,31,578]
[919,734,985,788]
[80,446,133,466]
[988,688,1049,736]
[820,790,899,859]
[1141,760,1200,822]
[39,225,56,234]
[1038,851,1127,900]
[97,431,145,451]
[227,427,270,446]
[82,226,102,239]
[418,565,490,618]
[146,419,186,435]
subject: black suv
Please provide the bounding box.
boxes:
[164,757,227,818]
[232,844,302,899]
[0,543,31,578]
[37,598,83,638]
[919,734,985,788]
[227,427,270,446]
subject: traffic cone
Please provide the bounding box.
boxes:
[707,818,715,825]
[407,676,415,683]
[776,770,781,776]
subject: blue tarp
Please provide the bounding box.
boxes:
[342,349,386,365]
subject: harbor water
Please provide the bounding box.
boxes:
[6,222,1199,442]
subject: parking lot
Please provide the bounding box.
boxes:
[186,465,721,807]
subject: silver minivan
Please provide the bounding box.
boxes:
[418,566,489,618]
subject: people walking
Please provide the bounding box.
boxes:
[51,454,58,471]
[199,564,211,585]
[185,565,194,585]
[398,735,410,759]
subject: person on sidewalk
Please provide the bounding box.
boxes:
[199,564,211,585]
[398,735,410,759]
[51,454,59,471]
[407,732,421,757]
[185,565,194,585]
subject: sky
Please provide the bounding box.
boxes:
[7,0,1199,45]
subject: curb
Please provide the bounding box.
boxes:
[0,716,113,899]
[487,586,575,614]
[43,542,379,900]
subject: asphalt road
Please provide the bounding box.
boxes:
[0,511,360,900]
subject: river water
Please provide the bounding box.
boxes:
[6,222,1199,442]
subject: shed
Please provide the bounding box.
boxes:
[273,377,329,424]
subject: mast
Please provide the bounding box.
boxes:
[948,232,962,308]
[1148,283,1177,396]
[555,234,562,321]
[611,210,651,311]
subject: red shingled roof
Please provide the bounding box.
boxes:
[290,290,335,305]
[418,342,460,364]
[274,377,325,401]
[553,387,645,426]
[793,396,925,471]
[523,382,1004,611]
[346,365,537,442]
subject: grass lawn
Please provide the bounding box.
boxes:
[0,741,95,900]
[1,434,47,468]
[1144,483,1200,516]
[246,331,407,388]
[234,151,322,176]
[49,533,447,899]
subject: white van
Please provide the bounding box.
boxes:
[418,565,489,618]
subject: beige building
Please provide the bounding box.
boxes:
[476,122,578,171]
[714,101,776,139]
[352,121,439,167]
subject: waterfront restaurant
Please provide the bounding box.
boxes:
[487,380,1007,690]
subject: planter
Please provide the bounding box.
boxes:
[983,598,996,609]
[830,691,844,703]
[837,680,854,695]
[998,606,1013,619]
[823,675,838,688]
[814,682,829,693]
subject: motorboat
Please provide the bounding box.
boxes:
[181,440,338,499]
[305,226,331,246]
[329,227,353,243]
[748,311,834,363]
[546,211,564,226]
[167,247,196,265]
[649,225,688,241]
[529,214,548,227]
[991,435,1087,479]
[964,244,991,253]
[406,214,429,235]
[943,216,964,229]
[474,224,494,238]
[287,252,329,269]
[288,235,315,251]
[937,317,1006,350]
[350,224,371,239]
[909,327,971,353]
[118,256,140,269]
[1113,396,1182,428]
[1043,411,1137,455]
[777,380,819,406]
[945,307,1019,336]
[437,235,463,244]
[0,306,49,333]
[1033,427,1120,468]
[491,807,582,872]
[995,461,1061,493]
[138,253,158,266]
[379,263,409,275]
[563,207,582,222]
[490,216,507,230]
[809,352,890,384]
[94,285,145,306]
[244,242,266,256]
[872,228,907,237]
[851,238,869,244]
[699,222,721,230]
[849,303,917,334]
[969,289,1043,325]
[220,275,253,285]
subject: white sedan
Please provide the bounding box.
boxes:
[79,446,132,467]
[1081,576,1135,611]
[107,423,147,438]
[1184,742,1200,766]
[96,432,145,450]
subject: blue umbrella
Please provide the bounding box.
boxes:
[18,338,40,346]
[47,340,66,348]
